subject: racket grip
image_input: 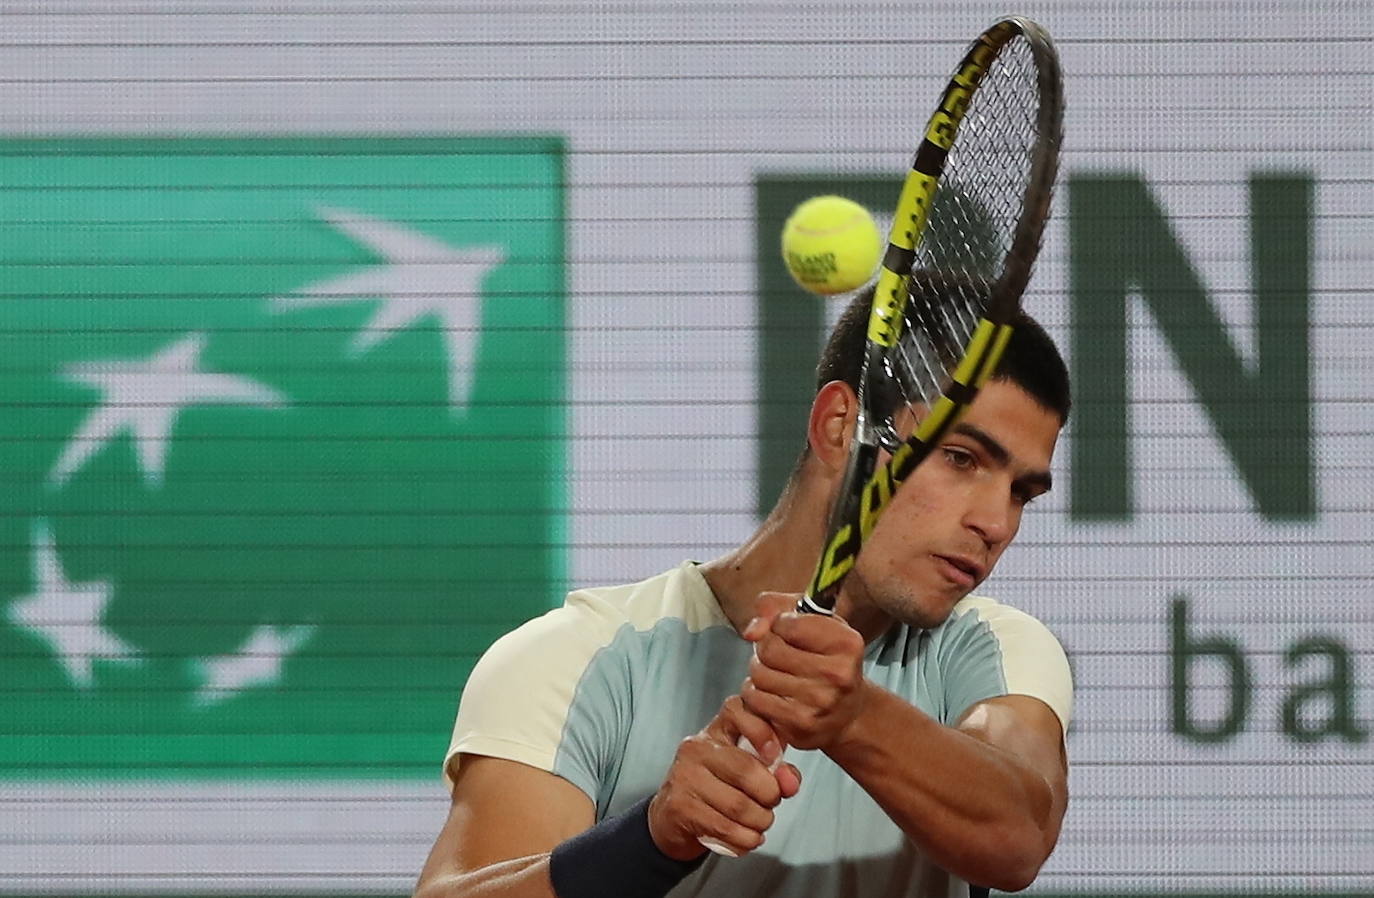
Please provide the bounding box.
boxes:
[696,736,781,858]
[796,593,837,616]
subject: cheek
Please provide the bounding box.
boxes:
[868,488,941,554]
[887,476,967,537]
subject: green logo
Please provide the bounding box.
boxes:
[0,138,567,779]
[1069,173,1314,520]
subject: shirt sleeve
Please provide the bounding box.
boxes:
[937,600,1074,736]
[443,591,632,802]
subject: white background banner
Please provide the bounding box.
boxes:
[1,1,1370,894]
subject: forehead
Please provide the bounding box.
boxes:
[957,380,1062,469]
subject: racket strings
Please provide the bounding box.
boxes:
[925,35,1040,290]
[869,36,1044,452]
[872,279,976,451]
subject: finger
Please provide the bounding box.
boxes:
[740,679,806,735]
[732,678,790,764]
[698,835,741,858]
[681,732,785,809]
[704,747,785,809]
[753,629,828,677]
[748,653,825,707]
[703,696,782,764]
[684,794,767,857]
[702,694,750,744]
[775,762,803,799]
[693,777,776,835]
[684,751,777,858]
[727,697,785,766]
[768,611,865,655]
[694,805,766,858]
[743,591,802,641]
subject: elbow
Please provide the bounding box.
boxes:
[412,872,473,898]
[414,881,446,898]
[967,823,1053,893]
[980,775,1063,890]
[976,860,1043,893]
[984,862,1041,894]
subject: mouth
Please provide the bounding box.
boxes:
[934,554,983,589]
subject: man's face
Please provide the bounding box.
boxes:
[840,379,1062,630]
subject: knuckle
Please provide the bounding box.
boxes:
[677,735,711,765]
[665,794,689,820]
[827,662,859,689]
[723,791,755,821]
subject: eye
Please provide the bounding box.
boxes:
[943,447,976,470]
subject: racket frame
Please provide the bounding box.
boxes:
[801,17,1063,613]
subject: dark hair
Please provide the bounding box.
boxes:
[814,279,1071,423]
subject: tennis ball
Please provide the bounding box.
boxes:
[781,195,883,296]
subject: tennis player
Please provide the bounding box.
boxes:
[413,289,1074,898]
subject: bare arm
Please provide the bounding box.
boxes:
[740,608,1068,892]
[413,755,593,898]
[826,691,1067,891]
[414,700,800,898]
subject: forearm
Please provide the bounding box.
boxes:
[416,797,707,898]
[415,854,554,898]
[827,685,1056,891]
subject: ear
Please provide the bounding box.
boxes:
[806,380,857,473]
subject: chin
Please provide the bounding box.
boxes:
[877,592,951,631]
[852,570,954,630]
[908,608,954,630]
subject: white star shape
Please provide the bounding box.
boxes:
[48,333,287,488]
[192,624,315,709]
[7,521,140,688]
[271,206,505,414]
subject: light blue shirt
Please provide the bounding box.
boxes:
[448,562,1072,898]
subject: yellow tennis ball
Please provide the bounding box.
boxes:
[781,195,883,296]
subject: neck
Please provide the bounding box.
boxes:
[698,478,822,635]
[702,471,901,644]
[699,471,894,643]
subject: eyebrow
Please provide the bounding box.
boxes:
[951,422,1054,493]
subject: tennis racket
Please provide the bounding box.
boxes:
[798,16,1064,615]
[698,16,1062,861]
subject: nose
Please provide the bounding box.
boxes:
[962,479,1015,547]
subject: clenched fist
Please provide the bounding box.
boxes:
[647,695,802,860]
[740,592,871,752]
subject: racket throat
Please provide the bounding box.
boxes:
[803,440,880,612]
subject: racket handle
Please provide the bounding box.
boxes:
[696,736,782,858]
[796,593,837,616]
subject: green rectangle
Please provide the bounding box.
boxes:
[0,137,567,780]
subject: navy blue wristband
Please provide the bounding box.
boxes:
[548,796,705,898]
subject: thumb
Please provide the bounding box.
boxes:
[743,591,800,641]
[775,762,803,799]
